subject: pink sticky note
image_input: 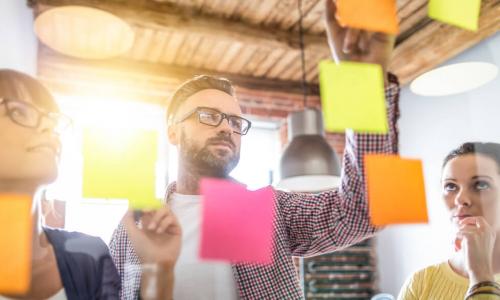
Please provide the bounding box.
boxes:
[199,178,275,265]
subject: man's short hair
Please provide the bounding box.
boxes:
[166,75,235,125]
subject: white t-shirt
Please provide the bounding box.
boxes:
[170,193,239,300]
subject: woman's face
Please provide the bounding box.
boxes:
[0,87,61,186]
[442,154,500,230]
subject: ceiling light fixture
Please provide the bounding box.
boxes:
[35,6,135,59]
[277,0,341,192]
[410,62,498,96]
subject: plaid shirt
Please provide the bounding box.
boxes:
[109,75,400,300]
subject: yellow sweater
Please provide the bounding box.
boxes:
[398,261,500,300]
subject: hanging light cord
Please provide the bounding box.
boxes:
[298,0,308,108]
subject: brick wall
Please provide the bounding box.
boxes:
[235,86,346,152]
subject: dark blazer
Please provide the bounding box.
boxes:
[44,227,121,300]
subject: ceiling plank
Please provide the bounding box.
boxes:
[157,31,185,65]
[252,48,287,78]
[32,0,327,52]
[389,0,500,84]
[397,0,428,40]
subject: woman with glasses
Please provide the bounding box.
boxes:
[398,143,500,300]
[0,69,119,300]
[0,69,182,300]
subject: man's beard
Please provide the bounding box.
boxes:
[179,132,240,178]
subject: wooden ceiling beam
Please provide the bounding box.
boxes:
[38,46,320,101]
[389,0,500,84]
[30,0,327,52]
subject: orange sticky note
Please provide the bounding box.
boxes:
[0,194,32,294]
[336,0,399,34]
[364,155,428,225]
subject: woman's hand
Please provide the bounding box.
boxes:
[122,207,182,267]
[455,216,496,285]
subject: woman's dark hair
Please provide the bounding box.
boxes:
[166,75,234,125]
[0,69,58,112]
[443,142,500,172]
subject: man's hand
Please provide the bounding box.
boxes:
[123,207,182,266]
[324,0,396,73]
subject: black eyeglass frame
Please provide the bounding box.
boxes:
[0,97,72,132]
[175,106,252,135]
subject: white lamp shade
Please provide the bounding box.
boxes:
[278,109,341,193]
[410,62,498,96]
[35,6,135,59]
[277,175,341,193]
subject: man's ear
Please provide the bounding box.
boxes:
[168,124,180,146]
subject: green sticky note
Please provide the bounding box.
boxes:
[428,0,481,31]
[319,61,388,134]
[82,128,161,209]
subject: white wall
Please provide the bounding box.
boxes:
[377,32,500,296]
[0,0,38,74]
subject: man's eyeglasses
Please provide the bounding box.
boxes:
[176,106,251,135]
[0,98,72,134]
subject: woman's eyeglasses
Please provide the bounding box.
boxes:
[0,98,72,134]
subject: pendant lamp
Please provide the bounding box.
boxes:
[277,0,341,192]
[34,6,134,59]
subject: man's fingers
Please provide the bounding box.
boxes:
[147,207,171,231]
[156,215,174,234]
[122,210,140,236]
[359,31,373,54]
[325,0,347,30]
[325,0,337,22]
[343,28,361,54]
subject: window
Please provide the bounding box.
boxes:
[47,97,282,243]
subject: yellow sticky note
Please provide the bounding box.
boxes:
[82,128,161,209]
[364,155,428,226]
[319,61,388,133]
[428,0,481,31]
[337,0,399,34]
[0,194,32,294]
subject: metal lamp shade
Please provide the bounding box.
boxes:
[278,109,341,192]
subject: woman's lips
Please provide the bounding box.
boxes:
[453,214,473,222]
[27,141,61,156]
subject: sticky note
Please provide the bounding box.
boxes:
[336,0,399,34]
[428,0,481,31]
[0,194,32,294]
[319,60,388,133]
[364,155,428,225]
[199,178,275,265]
[82,128,161,209]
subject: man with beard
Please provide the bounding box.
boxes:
[110,1,400,299]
